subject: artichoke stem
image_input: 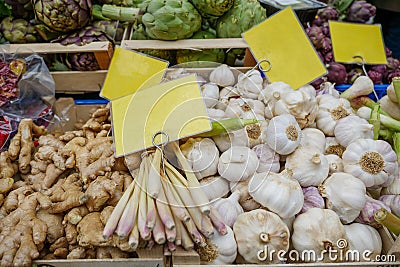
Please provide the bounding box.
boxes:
[92,4,110,21]
[374,208,400,236]
[102,4,141,23]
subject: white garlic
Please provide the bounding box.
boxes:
[212,129,249,153]
[207,108,225,121]
[316,94,353,136]
[301,187,325,213]
[326,154,343,174]
[218,146,259,182]
[379,95,400,120]
[285,146,329,187]
[224,98,265,120]
[212,190,243,227]
[245,119,268,148]
[386,82,397,103]
[281,216,295,234]
[266,114,301,155]
[252,144,280,173]
[319,172,366,224]
[340,75,374,100]
[249,170,304,218]
[292,208,347,262]
[216,86,239,111]
[342,139,398,188]
[230,180,261,211]
[233,209,290,264]
[258,82,292,119]
[334,115,374,147]
[344,223,382,261]
[202,83,220,108]
[325,137,346,158]
[382,173,400,195]
[299,128,326,153]
[235,70,264,99]
[199,175,230,202]
[316,81,340,98]
[209,64,235,87]
[180,138,219,180]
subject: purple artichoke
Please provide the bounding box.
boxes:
[327,62,347,85]
[323,51,334,63]
[320,23,330,36]
[387,69,400,83]
[65,53,100,71]
[367,70,383,84]
[5,0,34,19]
[386,47,393,58]
[387,57,400,71]
[346,0,376,23]
[320,37,332,54]
[32,0,92,33]
[306,26,325,49]
[313,6,339,26]
[346,67,363,84]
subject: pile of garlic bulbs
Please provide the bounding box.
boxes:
[166,65,397,264]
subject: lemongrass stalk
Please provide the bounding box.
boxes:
[357,106,400,132]
[152,210,166,244]
[103,174,136,239]
[165,225,177,243]
[138,155,151,240]
[350,96,391,117]
[180,222,195,250]
[128,222,139,250]
[144,155,157,230]
[155,180,175,230]
[167,241,176,252]
[200,214,214,238]
[171,142,211,215]
[195,118,259,137]
[147,150,162,198]
[161,174,191,222]
[374,208,400,235]
[146,239,155,250]
[164,245,172,257]
[174,217,183,246]
[393,77,400,105]
[183,219,203,245]
[369,104,381,140]
[209,207,228,235]
[393,133,400,162]
[165,160,188,187]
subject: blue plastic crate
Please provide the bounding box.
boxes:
[335,84,389,101]
[74,99,109,105]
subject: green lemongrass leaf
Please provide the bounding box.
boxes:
[369,104,380,140]
[393,132,400,162]
[195,118,258,137]
[379,129,393,143]
[351,96,391,117]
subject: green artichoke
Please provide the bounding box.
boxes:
[190,0,233,17]
[5,0,33,19]
[93,0,143,6]
[32,0,92,33]
[176,30,225,64]
[216,0,266,38]
[141,0,202,40]
[0,17,40,43]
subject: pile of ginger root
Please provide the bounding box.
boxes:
[0,103,144,266]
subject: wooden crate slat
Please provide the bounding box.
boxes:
[51,70,107,93]
[33,258,163,267]
[7,41,112,54]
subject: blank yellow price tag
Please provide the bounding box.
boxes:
[242,7,326,89]
[330,21,387,65]
[100,47,169,100]
[111,74,211,157]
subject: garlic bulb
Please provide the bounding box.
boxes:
[180,138,219,180]
[218,146,259,182]
[274,86,318,128]
[379,195,400,217]
[252,144,280,173]
[319,172,366,224]
[342,139,398,188]
[292,208,347,262]
[299,128,326,153]
[316,81,340,98]
[340,75,374,100]
[249,170,304,218]
[379,95,400,120]
[344,223,382,261]
[224,98,265,119]
[245,120,268,148]
[212,129,249,152]
[334,115,374,147]
[301,187,325,213]
[216,86,239,111]
[233,209,290,264]
[198,226,237,264]
[209,64,235,87]
[235,70,264,99]
[326,154,343,174]
[386,82,397,103]
[212,190,243,227]
[230,180,261,211]
[316,94,353,136]
[202,83,219,108]
[199,175,230,202]
[258,82,292,119]
[285,146,329,187]
[356,195,391,227]
[382,175,400,195]
[266,114,301,155]
[282,216,295,233]
[207,108,225,121]
[325,137,346,158]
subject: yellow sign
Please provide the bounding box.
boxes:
[242,7,326,89]
[111,74,212,157]
[329,21,387,65]
[100,47,169,100]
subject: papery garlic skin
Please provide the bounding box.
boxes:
[224,98,265,120]
[233,209,290,264]
[382,174,400,195]
[199,175,230,202]
[236,70,264,99]
[216,86,239,111]
[218,146,259,182]
[252,144,280,173]
[326,154,343,174]
[325,137,346,158]
[285,146,329,187]
[334,115,374,147]
[316,82,340,98]
[207,108,225,121]
[209,64,235,87]
[199,226,237,264]
[379,195,400,217]
[344,223,382,261]
[301,187,325,213]
[230,180,261,211]
[212,190,243,227]
[202,83,220,108]
[386,82,397,103]
[266,114,301,155]
[249,171,304,218]
[180,138,219,180]
[316,94,353,136]
[319,172,366,224]
[356,195,391,227]
[282,216,295,234]
[292,208,347,262]
[299,128,326,153]
[212,129,249,153]
[342,139,398,188]
[258,82,293,119]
